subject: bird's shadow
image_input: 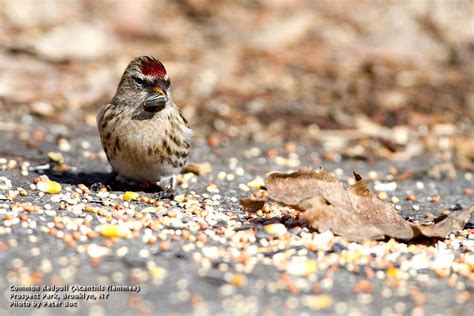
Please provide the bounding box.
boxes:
[41,167,164,193]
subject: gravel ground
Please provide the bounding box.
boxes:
[0,120,473,316]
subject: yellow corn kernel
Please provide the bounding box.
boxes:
[99,224,130,238]
[37,180,61,194]
[123,191,140,201]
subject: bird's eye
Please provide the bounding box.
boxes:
[134,77,145,85]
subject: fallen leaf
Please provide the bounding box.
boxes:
[242,168,473,241]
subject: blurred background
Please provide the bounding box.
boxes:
[0,0,473,166]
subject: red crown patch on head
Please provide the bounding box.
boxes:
[140,58,167,77]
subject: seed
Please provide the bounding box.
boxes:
[302,294,333,310]
[431,195,441,203]
[174,194,186,203]
[159,241,170,251]
[84,205,98,213]
[47,152,64,163]
[247,176,265,190]
[141,207,157,213]
[149,266,167,280]
[386,267,399,278]
[264,223,287,236]
[230,274,247,287]
[78,184,90,194]
[99,224,130,238]
[37,180,61,194]
[206,183,219,193]
[463,188,474,196]
[123,191,140,201]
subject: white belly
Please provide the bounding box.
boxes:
[110,154,179,183]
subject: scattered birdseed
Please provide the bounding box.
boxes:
[0,132,471,315]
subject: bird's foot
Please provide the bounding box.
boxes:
[90,182,111,192]
[90,172,118,191]
[155,189,175,200]
[155,175,177,200]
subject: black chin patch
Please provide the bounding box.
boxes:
[131,110,156,121]
[144,95,167,113]
[131,95,167,120]
[144,102,166,113]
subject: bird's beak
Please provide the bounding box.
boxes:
[144,87,168,112]
[154,86,166,96]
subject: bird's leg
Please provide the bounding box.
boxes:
[155,175,176,200]
[168,175,177,192]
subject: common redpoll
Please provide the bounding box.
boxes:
[97,56,192,195]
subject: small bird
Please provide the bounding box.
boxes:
[97,56,192,196]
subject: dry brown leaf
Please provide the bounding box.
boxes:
[242,168,473,241]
